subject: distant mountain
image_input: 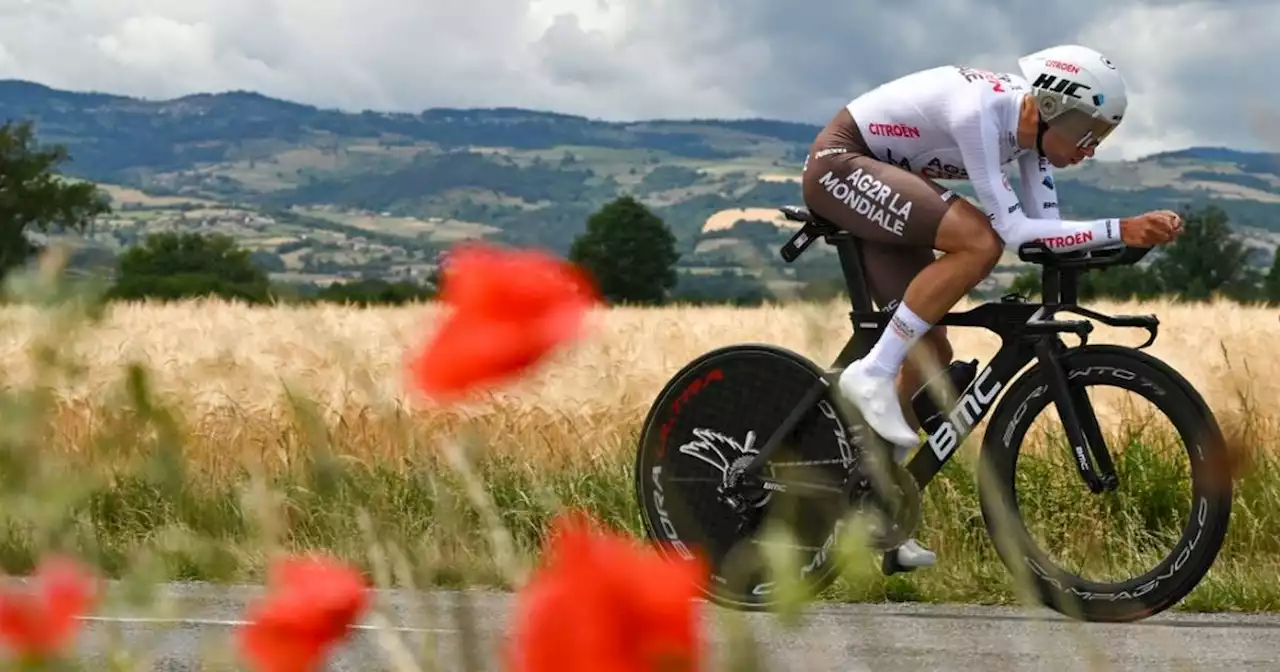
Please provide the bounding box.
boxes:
[1,78,1277,298]
[0,79,817,181]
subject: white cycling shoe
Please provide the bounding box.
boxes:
[891,539,936,569]
[865,521,937,574]
[837,357,921,453]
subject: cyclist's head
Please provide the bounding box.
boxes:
[1018,44,1128,165]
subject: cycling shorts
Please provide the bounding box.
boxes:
[801,108,960,308]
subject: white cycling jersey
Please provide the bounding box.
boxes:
[845,65,1122,253]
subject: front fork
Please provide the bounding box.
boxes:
[1034,337,1119,494]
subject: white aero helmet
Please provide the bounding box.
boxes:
[1018,44,1128,150]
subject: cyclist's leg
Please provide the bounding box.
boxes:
[848,196,1002,447]
[798,151,998,442]
[852,239,996,573]
[801,124,1001,571]
[857,243,956,431]
[852,245,966,572]
[802,142,1002,449]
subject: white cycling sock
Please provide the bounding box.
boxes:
[862,302,932,378]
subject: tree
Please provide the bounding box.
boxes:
[0,120,112,277]
[568,196,679,305]
[1008,264,1164,302]
[314,278,434,306]
[107,231,272,303]
[1265,246,1280,306]
[1149,204,1257,302]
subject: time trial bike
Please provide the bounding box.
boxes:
[633,204,1234,623]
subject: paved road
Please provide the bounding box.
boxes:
[66,583,1280,671]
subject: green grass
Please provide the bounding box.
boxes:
[6,384,1276,615]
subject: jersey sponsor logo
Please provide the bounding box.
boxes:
[955,66,1013,93]
[868,123,920,138]
[1045,59,1081,74]
[1043,201,1059,210]
[1000,172,1013,191]
[816,169,913,237]
[921,157,967,180]
[815,147,848,158]
[882,148,912,171]
[1042,175,1055,190]
[1031,74,1092,99]
[1036,231,1094,249]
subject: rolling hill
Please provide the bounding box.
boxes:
[2,78,1278,300]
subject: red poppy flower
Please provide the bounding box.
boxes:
[408,242,599,402]
[506,511,709,672]
[0,554,98,661]
[236,554,370,672]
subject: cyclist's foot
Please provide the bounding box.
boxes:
[838,358,920,449]
[881,538,937,576]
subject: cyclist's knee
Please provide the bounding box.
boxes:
[977,232,1003,275]
[937,202,1004,270]
[964,223,1004,272]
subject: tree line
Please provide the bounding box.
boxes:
[568,194,1280,307]
[0,118,1277,308]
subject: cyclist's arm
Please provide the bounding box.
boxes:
[1015,151,1058,220]
[947,94,1122,253]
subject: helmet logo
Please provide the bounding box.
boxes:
[1093,93,1106,106]
[1045,59,1081,75]
[1031,73,1092,99]
[1100,56,1116,69]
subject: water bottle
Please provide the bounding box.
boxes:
[910,359,979,438]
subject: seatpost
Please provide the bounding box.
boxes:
[831,233,879,368]
[835,234,875,313]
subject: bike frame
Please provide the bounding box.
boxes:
[732,206,1161,500]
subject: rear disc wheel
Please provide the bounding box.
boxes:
[634,344,862,611]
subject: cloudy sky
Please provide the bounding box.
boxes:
[0,0,1275,161]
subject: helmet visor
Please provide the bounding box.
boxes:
[1046,107,1118,149]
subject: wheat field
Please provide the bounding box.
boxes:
[2,296,1273,463]
[0,294,1277,610]
[5,295,1275,422]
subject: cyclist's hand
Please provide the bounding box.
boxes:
[1120,211,1183,247]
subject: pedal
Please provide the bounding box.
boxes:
[880,550,917,576]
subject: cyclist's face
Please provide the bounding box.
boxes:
[1041,126,1098,168]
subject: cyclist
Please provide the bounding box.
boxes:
[800,44,1184,572]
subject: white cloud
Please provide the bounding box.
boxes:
[0,0,1273,159]
[1077,0,1280,159]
